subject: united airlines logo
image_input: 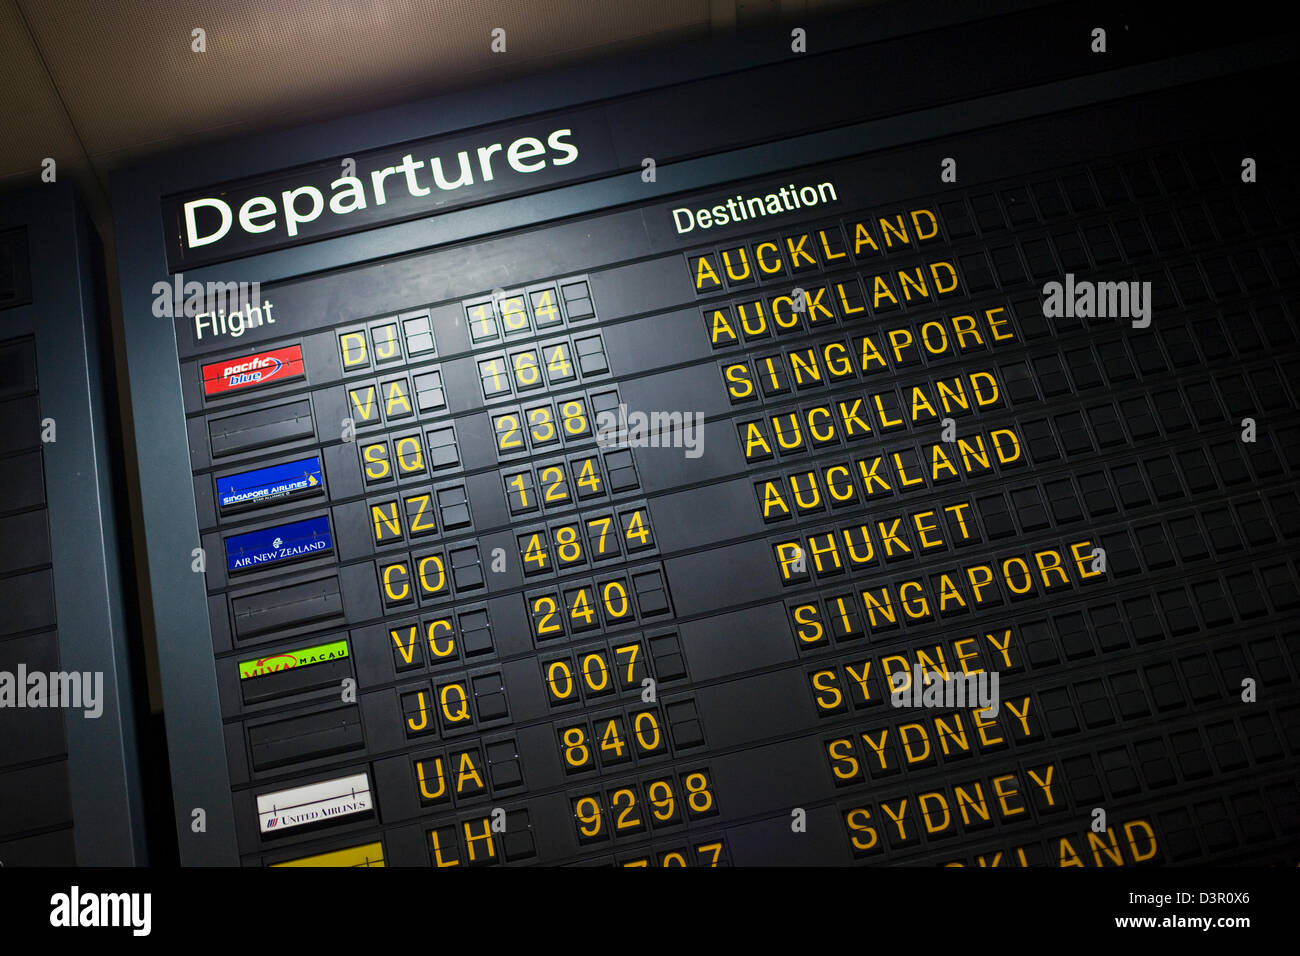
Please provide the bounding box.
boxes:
[225,516,332,573]
[202,345,304,395]
[257,772,373,834]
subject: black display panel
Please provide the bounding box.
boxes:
[0,186,147,865]
[112,1,1300,866]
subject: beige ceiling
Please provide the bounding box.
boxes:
[1,0,873,241]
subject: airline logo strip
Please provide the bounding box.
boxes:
[257,773,373,834]
[237,639,349,680]
[224,515,332,573]
[271,842,385,867]
[216,456,323,512]
[202,345,304,396]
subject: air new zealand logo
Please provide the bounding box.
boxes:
[225,516,332,573]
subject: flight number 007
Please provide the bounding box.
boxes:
[544,642,645,705]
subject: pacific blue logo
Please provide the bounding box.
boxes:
[225,355,281,387]
[202,345,304,394]
[217,456,323,512]
[225,515,332,573]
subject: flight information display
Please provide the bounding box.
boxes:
[113,4,1299,866]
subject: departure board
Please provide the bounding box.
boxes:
[112,3,1300,866]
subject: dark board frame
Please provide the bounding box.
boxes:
[0,184,147,865]
[111,0,1297,864]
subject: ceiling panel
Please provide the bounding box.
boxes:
[21,0,714,165]
[0,0,871,248]
[0,1,87,185]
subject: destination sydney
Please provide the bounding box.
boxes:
[165,112,614,266]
